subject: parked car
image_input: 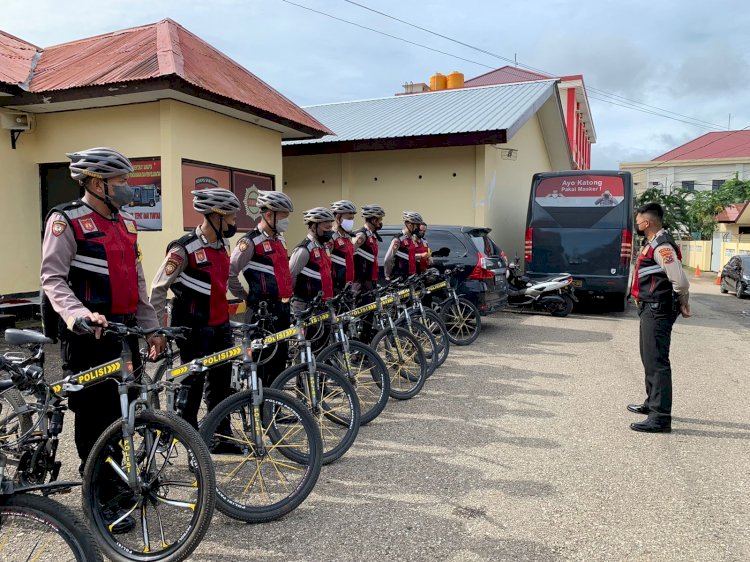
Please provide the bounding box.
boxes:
[720,255,750,299]
[377,225,509,315]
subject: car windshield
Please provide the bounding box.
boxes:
[741,256,750,269]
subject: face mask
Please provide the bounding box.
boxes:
[223,223,237,238]
[341,219,355,232]
[275,218,289,233]
[109,182,134,208]
[318,231,333,243]
[416,231,425,239]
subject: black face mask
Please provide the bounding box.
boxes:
[318,230,333,243]
[223,223,237,238]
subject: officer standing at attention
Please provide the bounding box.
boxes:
[227,190,295,386]
[628,202,690,433]
[352,204,386,300]
[40,147,165,531]
[329,200,357,291]
[150,188,241,445]
[384,211,423,280]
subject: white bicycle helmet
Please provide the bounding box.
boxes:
[192,188,241,215]
[361,204,386,219]
[330,200,357,215]
[257,190,294,212]
[403,211,425,224]
[303,207,336,224]
[67,147,134,181]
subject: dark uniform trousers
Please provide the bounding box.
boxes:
[61,316,141,491]
[175,323,234,430]
[638,300,680,420]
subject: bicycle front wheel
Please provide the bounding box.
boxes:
[199,388,322,523]
[0,493,103,562]
[83,410,216,562]
[270,364,360,465]
[371,327,427,400]
[317,340,390,425]
[440,297,482,345]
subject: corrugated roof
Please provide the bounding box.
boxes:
[286,80,557,145]
[653,131,750,161]
[3,19,330,137]
[716,202,748,223]
[0,31,40,87]
[464,66,553,87]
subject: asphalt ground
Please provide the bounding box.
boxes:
[2,272,748,561]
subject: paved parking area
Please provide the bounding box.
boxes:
[4,274,749,561]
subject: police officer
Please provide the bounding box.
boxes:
[40,147,165,532]
[228,190,294,386]
[289,207,335,306]
[384,211,423,280]
[628,203,691,433]
[414,222,433,274]
[150,188,241,448]
[329,200,357,291]
[352,204,385,300]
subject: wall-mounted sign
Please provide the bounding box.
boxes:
[182,162,231,230]
[232,170,274,231]
[127,158,162,230]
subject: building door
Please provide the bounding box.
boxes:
[40,163,83,235]
[711,231,722,272]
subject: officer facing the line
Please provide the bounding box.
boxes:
[628,202,690,433]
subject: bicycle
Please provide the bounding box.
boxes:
[308,286,391,425]
[355,284,428,400]
[149,323,323,523]
[0,350,103,562]
[433,267,482,346]
[1,323,216,562]
[268,299,361,464]
[396,271,451,370]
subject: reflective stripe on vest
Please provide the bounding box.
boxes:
[240,230,293,304]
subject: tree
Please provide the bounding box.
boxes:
[636,187,691,235]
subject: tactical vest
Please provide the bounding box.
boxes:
[392,233,416,278]
[631,231,682,303]
[49,200,139,317]
[329,231,355,289]
[353,226,379,282]
[168,231,230,327]
[294,238,333,300]
[239,228,293,305]
[414,238,431,274]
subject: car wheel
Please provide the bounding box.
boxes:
[720,277,728,294]
[737,281,747,299]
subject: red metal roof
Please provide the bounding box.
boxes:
[3,19,330,136]
[464,65,553,87]
[0,30,40,87]
[653,131,750,161]
[716,202,749,223]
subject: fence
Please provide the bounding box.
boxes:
[677,235,750,271]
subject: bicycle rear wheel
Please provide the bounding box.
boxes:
[0,493,103,562]
[0,385,33,441]
[417,308,451,367]
[270,364,360,465]
[371,327,427,400]
[317,340,390,425]
[83,410,215,562]
[199,388,322,523]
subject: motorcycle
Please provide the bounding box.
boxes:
[506,258,577,317]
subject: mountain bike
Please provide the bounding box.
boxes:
[1,324,215,562]
[0,354,103,562]
[149,323,323,523]
[433,268,482,346]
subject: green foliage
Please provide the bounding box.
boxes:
[637,178,750,240]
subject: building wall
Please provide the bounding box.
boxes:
[620,159,750,196]
[282,115,554,258]
[485,115,553,258]
[0,100,283,296]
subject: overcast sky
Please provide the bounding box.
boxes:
[4,0,749,168]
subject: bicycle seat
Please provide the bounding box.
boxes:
[4,329,53,347]
[230,320,259,331]
[0,378,15,392]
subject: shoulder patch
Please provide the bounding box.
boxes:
[658,247,674,264]
[238,238,249,252]
[51,220,67,237]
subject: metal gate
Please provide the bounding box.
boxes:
[711,231,723,272]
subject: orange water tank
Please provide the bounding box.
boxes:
[447,71,464,89]
[430,73,447,91]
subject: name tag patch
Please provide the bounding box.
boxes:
[124,220,137,234]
